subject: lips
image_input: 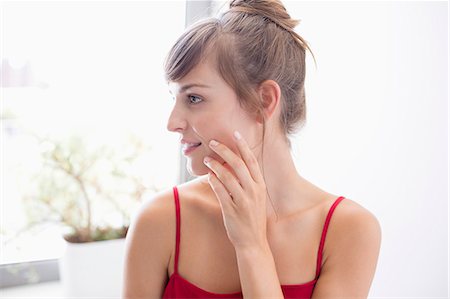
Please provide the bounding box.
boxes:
[182,142,201,155]
[182,142,201,149]
[181,137,201,144]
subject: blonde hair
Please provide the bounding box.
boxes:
[164,0,315,148]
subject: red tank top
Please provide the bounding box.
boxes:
[162,186,345,299]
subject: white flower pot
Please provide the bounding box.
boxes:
[58,238,125,298]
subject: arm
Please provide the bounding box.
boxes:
[235,242,285,298]
[312,203,382,299]
[203,132,285,298]
[122,192,173,299]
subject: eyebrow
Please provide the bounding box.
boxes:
[170,83,212,95]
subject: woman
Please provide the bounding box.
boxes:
[123,0,382,298]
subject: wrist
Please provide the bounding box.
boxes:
[235,240,272,257]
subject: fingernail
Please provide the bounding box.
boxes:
[209,140,219,147]
[204,156,212,164]
[233,131,242,140]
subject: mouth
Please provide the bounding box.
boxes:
[182,142,202,155]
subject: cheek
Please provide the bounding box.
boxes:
[199,127,237,160]
[195,113,229,144]
[195,105,246,159]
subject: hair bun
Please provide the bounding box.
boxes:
[229,0,299,31]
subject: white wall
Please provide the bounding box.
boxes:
[282,1,448,297]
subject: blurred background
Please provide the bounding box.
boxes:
[1,0,448,298]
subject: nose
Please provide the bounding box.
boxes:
[166,103,187,133]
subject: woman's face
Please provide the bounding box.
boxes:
[167,56,256,177]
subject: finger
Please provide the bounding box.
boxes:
[207,171,236,212]
[204,156,243,204]
[232,130,264,184]
[208,139,253,191]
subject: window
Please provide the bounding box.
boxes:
[1,1,187,281]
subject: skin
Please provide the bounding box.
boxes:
[122,52,382,298]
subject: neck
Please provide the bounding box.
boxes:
[255,129,332,224]
[254,133,303,221]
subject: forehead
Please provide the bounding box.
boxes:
[168,56,223,95]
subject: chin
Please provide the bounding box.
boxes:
[186,161,209,177]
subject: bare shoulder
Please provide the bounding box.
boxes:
[323,197,382,253]
[313,197,382,298]
[327,197,382,241]
[126,186,177,244]
[122,188,176,298]
[127,186,181,261]
[137,187,176,219]
[127,176,212,256]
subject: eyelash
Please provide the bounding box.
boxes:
[187,95,203,105]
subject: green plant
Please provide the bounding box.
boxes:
[19,131,160,243]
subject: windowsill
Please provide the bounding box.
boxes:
[0,280,63,298]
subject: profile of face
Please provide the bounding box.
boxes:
[167,55,257,177]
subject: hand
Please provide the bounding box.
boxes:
[203,131,268,251]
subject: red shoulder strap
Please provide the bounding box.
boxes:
[172,186,181,275]
[315,196,345,279]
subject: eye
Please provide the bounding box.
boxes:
[187,95,203,105]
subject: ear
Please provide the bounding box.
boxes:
[256,80,281,123]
